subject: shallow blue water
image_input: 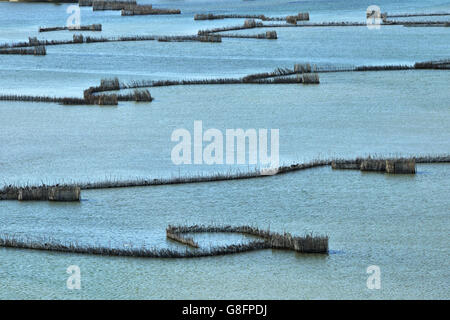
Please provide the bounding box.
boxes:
[0,0,449,299]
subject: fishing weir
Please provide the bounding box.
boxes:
[0,225,328,258]
[39,24,102,33]
[1,59,449,105]
[78,0,181,15]
[1,155,448,200]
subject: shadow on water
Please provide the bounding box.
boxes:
[414,170,431,175]
[47,201,83,207]
[383,173,416,180]
[328,249,344,255]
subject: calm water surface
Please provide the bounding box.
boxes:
[0,0,449,299]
